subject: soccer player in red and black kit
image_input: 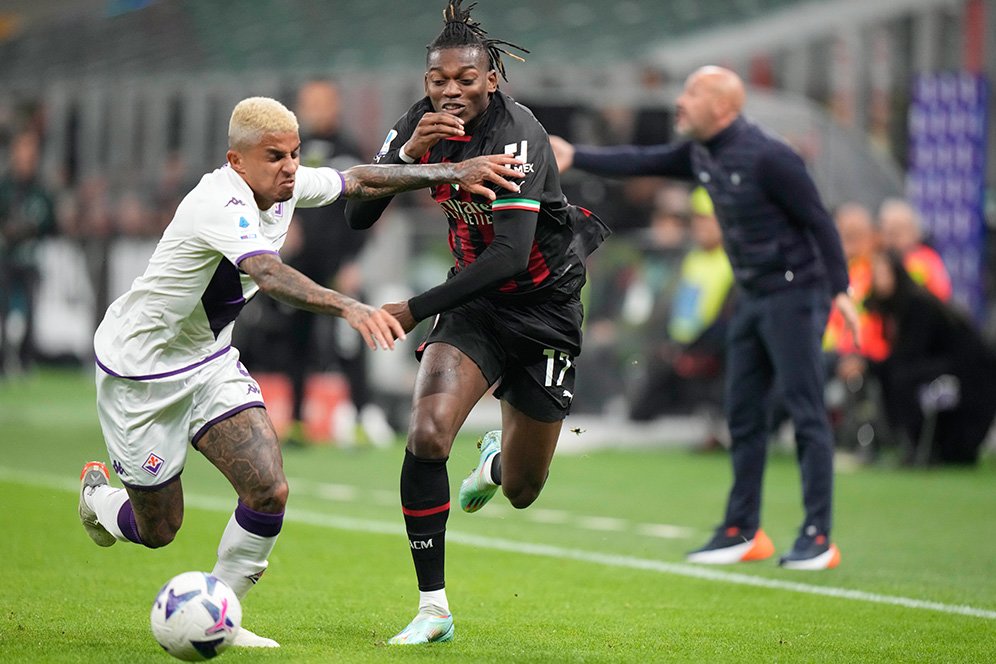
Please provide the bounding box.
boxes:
[345,0,609,645]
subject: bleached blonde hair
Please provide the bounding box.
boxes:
[228,97,299,150]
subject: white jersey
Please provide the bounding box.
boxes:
[94,163,344,379]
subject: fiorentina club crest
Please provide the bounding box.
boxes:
[143,453,165,476]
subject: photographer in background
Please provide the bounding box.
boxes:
[0,130,56,377]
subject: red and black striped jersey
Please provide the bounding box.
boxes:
[374,91,608,310]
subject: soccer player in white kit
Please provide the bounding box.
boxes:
[77,96,522,648]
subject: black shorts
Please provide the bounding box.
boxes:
[416,295,583,422]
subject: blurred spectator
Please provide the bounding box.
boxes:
[878,198,952,301]
[0,130,56,375]
[573,185,689,415]
[865,250,996,466]
[628,186,733,423]
[152,151,195,233]
[74,175,116,326]
[570,238,645,415]
[634,185,692,313]
[825,204,884,355]
[239,79,394,447]
[115,191,156,238]
[822,202,891,458]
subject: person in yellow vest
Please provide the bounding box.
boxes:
[822,203,891,459]
[825,202,889,364]
[629,187,734,422]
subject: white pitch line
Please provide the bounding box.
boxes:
[289,477,691,538]
[576,515,628,531]
[5,467,995,621]
[527,508,572,524]
[368,489,399,507]
[637,523,696,539]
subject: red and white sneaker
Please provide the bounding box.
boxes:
[78,461,115,547]
[778,532,841,570]
[686,526,775,564]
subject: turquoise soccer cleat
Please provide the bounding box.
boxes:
[459,430,501,513]
[387,613,454,645]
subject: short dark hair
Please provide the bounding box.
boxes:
[426,0,528,82]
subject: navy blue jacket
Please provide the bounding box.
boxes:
[573,117,849,296]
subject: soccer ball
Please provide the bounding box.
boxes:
[150,572,242,661]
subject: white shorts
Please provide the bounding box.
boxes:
[95,347,265,489]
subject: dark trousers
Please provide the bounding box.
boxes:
[722,285,834,536]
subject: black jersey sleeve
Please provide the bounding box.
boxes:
[408,207,536,321]
[344,103,423,230]
[489,99,555,211]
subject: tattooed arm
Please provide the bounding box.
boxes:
[341,154,522,201]
[239,252,405,350]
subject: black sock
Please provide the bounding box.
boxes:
[400,449,449,591]
[490,452,502,485]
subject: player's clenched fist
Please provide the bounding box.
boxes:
[403,111,466,159]
[381,301,418,334]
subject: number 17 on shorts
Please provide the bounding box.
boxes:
[543,348,574,398]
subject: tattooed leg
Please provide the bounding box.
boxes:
[198,406,288,598]
[121,478,184,548]
[197,406,287,511]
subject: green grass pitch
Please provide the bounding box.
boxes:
[1,369,995,662]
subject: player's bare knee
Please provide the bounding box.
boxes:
[141,519,182,549]
[407,420,453,459]
[505,487,540,509]
[142,533,174,549]
[503,481,542,509]
[243,478,289,514]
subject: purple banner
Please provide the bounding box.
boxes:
[906,72,989,319]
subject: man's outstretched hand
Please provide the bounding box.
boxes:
[451,154,524,201]
[343,301,407,350]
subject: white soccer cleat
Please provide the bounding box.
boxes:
[78,461,115,547]
[231,626,280,648]
[388,612,454,645]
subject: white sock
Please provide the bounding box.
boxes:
[419,589,450,616]
[87,485,131,541]
[211,512,280,599]
[481,452,499,486]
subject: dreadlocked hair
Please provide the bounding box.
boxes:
[427,0,529,81]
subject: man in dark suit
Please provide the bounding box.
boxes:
[552,66,859,570]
